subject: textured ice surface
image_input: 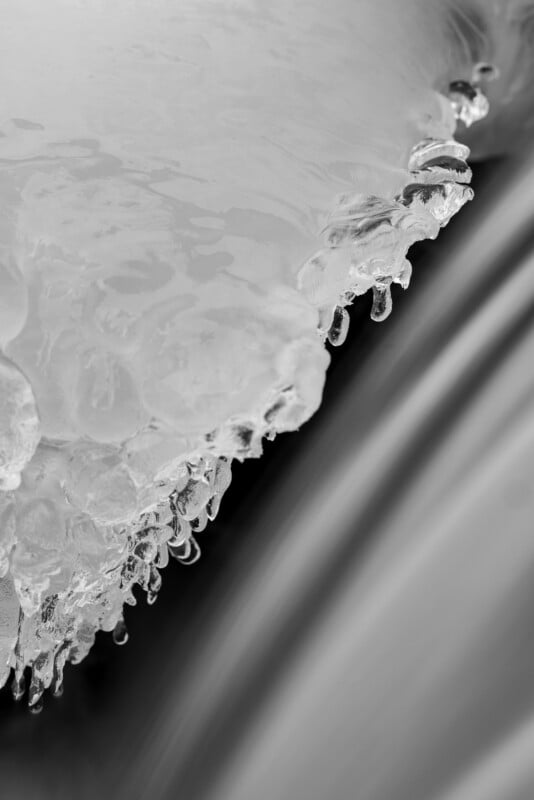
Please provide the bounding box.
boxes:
[0,0,493,706]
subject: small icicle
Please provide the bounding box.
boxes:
[11,611,26,701]
[134,539,158,563]
[448,80,489,127]
[29,697,44,715]
[154,544,169,569]
[28,667,45,712]
[170,536,201,565]
[146,565,162,605]
[396,259,412,290]
[112,619,129,646]
[408,138,470,170]
[410,155,472,185]
[206,492,221,521]
[167,516,192,548]
[318,305,335,336]
[370,278,393,322]
[50,646,68,699]
[190,509,208,533]
[327,305,350,347]
[11,671,26,701]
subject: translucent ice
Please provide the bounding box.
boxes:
[0,0,503,702]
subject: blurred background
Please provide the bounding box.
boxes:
[0,149,533,800]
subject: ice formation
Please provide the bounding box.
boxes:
[0,0,496,709]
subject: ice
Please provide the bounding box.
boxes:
[0,0,496,703]
[370,280,394,323]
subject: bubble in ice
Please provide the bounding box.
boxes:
[371,280,394,323]
[0,0,493,703]
[29,697,44,714]
[11,672,26,702]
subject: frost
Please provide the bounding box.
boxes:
[0,0,492,708]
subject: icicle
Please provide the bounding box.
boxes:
[371,279,393,322]
[29,697,44,714]
[327,306,350,347]
[169,536,201,565]
[11,671,26,702]
[146,565,162,605]
[112,619,129,646]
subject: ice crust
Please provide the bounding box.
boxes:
[0,0,489,707]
